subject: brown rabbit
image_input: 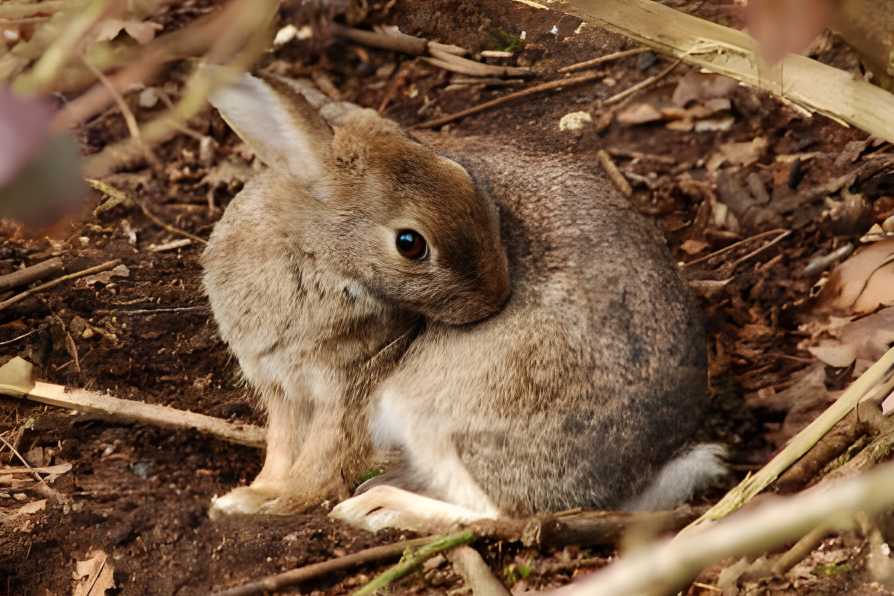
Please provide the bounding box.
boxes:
[203,71,724,528]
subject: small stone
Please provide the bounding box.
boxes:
[558,111,592,132]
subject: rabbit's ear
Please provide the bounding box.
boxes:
[209,72,333,182]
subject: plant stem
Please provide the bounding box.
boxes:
[353,531,475,596]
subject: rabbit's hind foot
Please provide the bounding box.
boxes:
[330,485,497,533]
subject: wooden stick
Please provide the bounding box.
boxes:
[447,546,510,596]
[549,0,894,143]
[680,346,894,535]
[0,257,63,292]
[553,460,894,595]
[87,179,208,245]
[0,357,264,448]
[413,70,604,130]
[597,149,632,196]
[466,505,705,549]
[213,536,435,596]
[331,23,429,56]
[354,531,475,596]
[601,58,682,106]
[0,259,121,312]
[558,47,650,73]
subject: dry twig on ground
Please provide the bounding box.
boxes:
[0,357,264,448]
[0,260,121,312]
[213,536,436,596]
[414,70,604,129]
[555,459,894,595]
[0,258,64,292]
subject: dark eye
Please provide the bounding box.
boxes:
[395,229,429,261]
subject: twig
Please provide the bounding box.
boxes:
[727,230,791,270]
[447,546,510,596]
[0,357,264,448]
[95,305,207,316]
[332,23,429,55]
[466,506,706,549]
[558,47,650,73]
[683,228,788,269]
[0,329,37,347]
[554,459,894,595]
[81,55,161,170]
[13,0,114,95]
[86,179,207,245]
[213,536,436,596]
[0,433,63,503]
[413,70,604,130]
[354,531,475,596]
[597,149,632,196]
[601,58,682,106]
[0,257,64,292]
[0,260,121,312]
[680,346,894,535]
[426,47,532,78]
[0,2,65,19]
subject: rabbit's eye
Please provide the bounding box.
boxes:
[396,229,429,261]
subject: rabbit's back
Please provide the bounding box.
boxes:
[372,139,707,513]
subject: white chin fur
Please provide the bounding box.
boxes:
[624,443,728,511]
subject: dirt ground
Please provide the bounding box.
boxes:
[2,0,893,594]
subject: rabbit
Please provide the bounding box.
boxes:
[202,70,725,528]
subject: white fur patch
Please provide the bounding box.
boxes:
[330,485,496,533]
[624,444,727,511]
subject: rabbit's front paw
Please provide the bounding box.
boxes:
[330,485,494,533]
[208,485,292,519]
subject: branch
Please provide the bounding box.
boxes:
[0,258,64,292]
[354,531,475,596]
[681,346,894,534]
[213,536,435,596]
[0,260,121,312]
[554,459,894,595]
[0,357,264,449]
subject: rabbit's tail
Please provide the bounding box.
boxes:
[624,443,728,511]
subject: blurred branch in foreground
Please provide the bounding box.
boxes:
[0,0,277,228]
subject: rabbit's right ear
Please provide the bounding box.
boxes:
[208,71,333,183]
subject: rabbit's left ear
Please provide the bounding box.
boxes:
[208,70,333,183]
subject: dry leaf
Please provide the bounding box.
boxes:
[807,307,894,369]
[680,239,709,255]
[707,137,768,172]
[671,72,738,107]
[16,499,47,516]
[616,103,664,125]
[73,550,115,596]
[94,19,162,45]
[813,239,894,316]
[81,264,130,286]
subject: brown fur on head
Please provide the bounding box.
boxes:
[209,71,509,325]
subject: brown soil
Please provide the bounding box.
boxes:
[1,1,892,594]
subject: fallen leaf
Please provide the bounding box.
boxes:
[671,71,738,107]
[616,102,664,125]
[707,137,768,172]
[806,307,894,369]
[73,550,115,596]
[680,239,709,255]
[93,19,162,45]
[812,239,894,316]
[81,264,130,287]
[16,498,46,515]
